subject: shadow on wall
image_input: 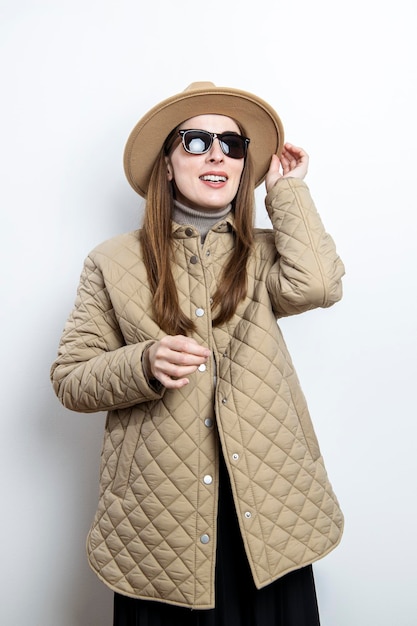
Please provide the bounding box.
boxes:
[35,380,113,626]
[43,399,113,626]
[2,321,113,626]
[38,387,113,626]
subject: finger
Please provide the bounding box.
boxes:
[265,154,282,192]
[153,338,210,371]
[156,372,190,389]
[154,361,201,380]
[159,348,209,369]
[269,153,281,170]
[279,153,291,175]
[162,335,211,359]
[283,142,303,154]
[283,143,309,162]
[282,150,298,169]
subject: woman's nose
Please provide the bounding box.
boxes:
[206,138,224,161]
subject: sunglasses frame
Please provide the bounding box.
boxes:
[178,129,250,159]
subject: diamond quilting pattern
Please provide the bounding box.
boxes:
[51,178,344,608]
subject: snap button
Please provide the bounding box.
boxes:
[195,308,205,317]
[221,398,227,405]
[232,453,239,461]
[200,534,210,544]
[198,363,206,372]
[244,511,252,519]
[204,418,213,428]
[203,475,213,485]
[185,227,194,237]
[190,255,198,264]
[206,250,211,256]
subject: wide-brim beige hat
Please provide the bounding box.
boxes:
[124,82,284,197]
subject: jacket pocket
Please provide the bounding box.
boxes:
[112,409,145,498]
[287,373,321,461]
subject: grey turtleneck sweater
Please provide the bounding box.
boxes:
[172,200,231,242]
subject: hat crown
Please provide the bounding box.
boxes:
[184,81,216,92]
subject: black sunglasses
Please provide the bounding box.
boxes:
[178,129,250,159]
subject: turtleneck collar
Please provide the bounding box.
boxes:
[172,200,232,242]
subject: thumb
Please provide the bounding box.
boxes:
[265,154,282,192]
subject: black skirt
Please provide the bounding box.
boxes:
[113,454,320,626]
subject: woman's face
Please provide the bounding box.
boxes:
[166,114,245,211]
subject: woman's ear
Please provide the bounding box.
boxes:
[165,156,174,181]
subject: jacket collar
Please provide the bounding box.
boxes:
[171,213,236,239]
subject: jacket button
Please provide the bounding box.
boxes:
[195,308,205,317]
[232,453,239,461]
[198,363,206,372]
[200,534,210,544]
[190,255,198,264]
[185,227,194,237]
[204,418,213,428]
[244,511,252,519]
[203,475,213,485]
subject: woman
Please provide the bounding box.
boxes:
[51,82,345,625]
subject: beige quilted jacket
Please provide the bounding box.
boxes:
[51,178,345,609]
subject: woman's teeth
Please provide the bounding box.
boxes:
[200,175,227,182]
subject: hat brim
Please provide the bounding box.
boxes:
[124,84,285,197]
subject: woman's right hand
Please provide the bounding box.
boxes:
[265,143,309,192]
[144,335,211,389]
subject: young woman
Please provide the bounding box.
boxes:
[51,82,345,626]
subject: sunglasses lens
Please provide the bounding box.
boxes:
[183,131,211,154]
[219,134,247,159]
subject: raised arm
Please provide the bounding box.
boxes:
[263,146,345,317]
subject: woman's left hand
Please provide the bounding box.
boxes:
[265,143,309,192]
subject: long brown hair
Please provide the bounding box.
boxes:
[140,127,255,335]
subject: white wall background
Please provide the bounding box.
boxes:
[1,1,416,624]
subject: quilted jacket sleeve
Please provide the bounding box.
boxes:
[50,254,163,413]
[264,177,345,317]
